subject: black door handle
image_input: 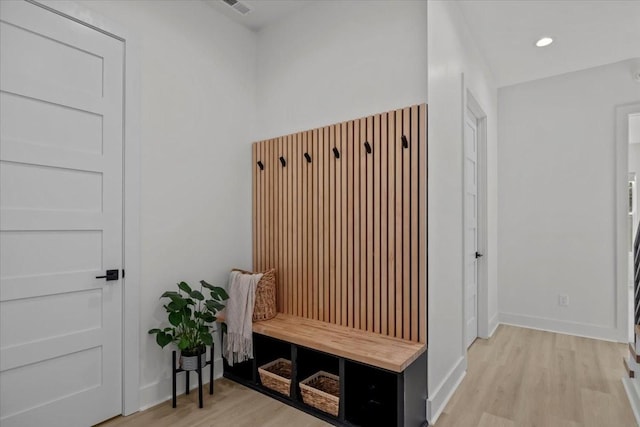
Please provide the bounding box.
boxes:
[475,252,484,259]
[96,269,119,281]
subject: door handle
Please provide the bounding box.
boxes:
[96,269,119,281]
[475,252,484,259]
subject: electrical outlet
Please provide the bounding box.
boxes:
[558,294,569,307]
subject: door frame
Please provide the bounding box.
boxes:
[616,103,640,343]
[462,88,489,346]
[29,0,142,415]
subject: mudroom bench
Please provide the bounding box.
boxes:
[223,313,427,427]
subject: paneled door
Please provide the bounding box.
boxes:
[0,1,124,426]
[464,110,479,348]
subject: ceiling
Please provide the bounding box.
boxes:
[205,0,640,86]
[203,0,309,32]
[456,0,640,87]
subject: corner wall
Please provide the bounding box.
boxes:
[81,0,257,410]
[498,59,640,343]
[426,1,498,423]
[255,0,428,139]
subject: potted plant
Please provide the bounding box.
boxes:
[148,280,229,370]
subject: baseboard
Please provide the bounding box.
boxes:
[487,313,499,338]
[623,378,640,426]
[499,312,625,343]
[426,356,466,425]
[138,358,223,411]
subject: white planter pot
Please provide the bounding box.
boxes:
[181,351,207,371]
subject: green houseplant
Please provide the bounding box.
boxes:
[148,280,229,370]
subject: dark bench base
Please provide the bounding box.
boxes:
[223,333,427,427]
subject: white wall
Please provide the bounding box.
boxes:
[81,0,257,410]
[630,114,640,145]
[498,59,640,342]
[256,0,427,139]
[426,1,498,423]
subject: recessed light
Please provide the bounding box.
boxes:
[535,37,553,47]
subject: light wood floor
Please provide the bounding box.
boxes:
[100,325,636,427]
[435,325,636,427]
[98,378,329,427]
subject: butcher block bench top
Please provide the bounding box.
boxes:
[252,313,426,373]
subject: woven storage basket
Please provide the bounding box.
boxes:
[258,358,291,396]
[299,371,340,417]
[232,268,277,321]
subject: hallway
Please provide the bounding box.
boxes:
[435,325,636,427]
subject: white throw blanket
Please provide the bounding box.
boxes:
[223,270,262,366]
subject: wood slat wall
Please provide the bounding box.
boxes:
[252,104,427,343]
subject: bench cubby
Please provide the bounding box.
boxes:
[223,357,255,384]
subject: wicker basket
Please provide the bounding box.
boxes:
[232,268,277,321]
[299,371,340,417]
[258,358,291,396]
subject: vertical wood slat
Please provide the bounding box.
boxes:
[318,128,325,321]
[251,105,427,342]
[291,134,296,315]
[287,134,292,314]
[262,141,267,273]
[252,144,257,271]
[267,140,272,273]
[291,134,298,316]
[253,143,258,271]
[286,135,291,315]
[402,108,411,340]
[341,123,348,327]
[263,140,267,272]
[419,105,428,344]
[353,119,361,331]
[366,116,374,333]
[323,126,330,323]
[380,114,388,336]
[373,114,381,334]
[359,117,367,331]
[411,106,419,342]
[298,132,311,317]
[395,109,403,339]
[264,140,269,274]
[274,137,290,313]
[335,124,343,326]
[273,137,278,311]
[347,122,354,328]
[329,125,336,324]
[283,136,289,313]
[288,135,292,314]
[260,141,273,270]
[298,134,304,317]
[313,129,320,320]
[307,131,313,320]
[387,115,396,337]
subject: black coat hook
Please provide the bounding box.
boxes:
[257,161,264,171]
[364,141,372,154]
[304,152,312,163]
[279,156,286,167]
[402,135,409,149]
[333,147,340,159]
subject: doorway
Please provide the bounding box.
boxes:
[628,113,640,342]
[617,104,640,344]
[0,1,139,424]
[463,91,488,349]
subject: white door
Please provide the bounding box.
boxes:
[464,111,479,348]
[0,1,124,426]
